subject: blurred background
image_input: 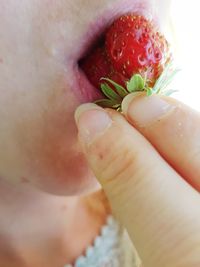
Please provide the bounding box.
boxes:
[170,0,200,111]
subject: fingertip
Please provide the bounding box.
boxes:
[121,92,144,116]
[74,104,112,146]
[122,93,175,127]
[74,103,102,125]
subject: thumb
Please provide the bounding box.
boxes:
[75,103,200,267]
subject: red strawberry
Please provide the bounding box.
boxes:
[81,47,111,88]
[80,14,175,110]
[81,47,127,88]
[105,14,170,85]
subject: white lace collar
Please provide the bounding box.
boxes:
[64,215,125,267]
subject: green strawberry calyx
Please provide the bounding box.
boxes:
[94,62,180,112]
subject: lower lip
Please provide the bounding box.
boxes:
[69,0,156,103]
[70,64,104,103]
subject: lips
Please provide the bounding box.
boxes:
[68,0,159,103]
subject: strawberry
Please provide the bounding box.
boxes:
[80,14,177,111]
[105,15,170,85]
[81,47,126,88]
[81,47,111,88]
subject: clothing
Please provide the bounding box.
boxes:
[64,216,141,267]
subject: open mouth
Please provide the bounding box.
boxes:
[69,0,159,103]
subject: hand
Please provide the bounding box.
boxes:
[75,93,200,267]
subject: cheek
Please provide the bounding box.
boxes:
[0,0,105,195]
[0,79,99,196]
[27,99,100,196]
[30,115,100,195]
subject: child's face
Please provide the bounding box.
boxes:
[0,0,171,195]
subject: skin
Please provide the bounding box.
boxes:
[0,0,171,266]
[77,95,200,267]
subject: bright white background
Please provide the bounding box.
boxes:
[170,0,200,111]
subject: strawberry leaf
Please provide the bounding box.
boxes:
[127,74,145,93]
[94,98,119,108]
[101,78,128,98]
[95,61,180,111]
[161,89,179,96]
[152,61,180,94]
[112,104,121,109]
[146,87,153,96]
[101,83,122,101]
[160,69,180,91]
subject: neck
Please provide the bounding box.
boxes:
[0,178,108,267]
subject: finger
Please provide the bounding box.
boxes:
[122,93,200,191]
[75,103,200,267]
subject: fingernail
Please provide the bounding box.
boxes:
[121,92,145,115]
[122,93,174,127]
[74,103,112,144]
